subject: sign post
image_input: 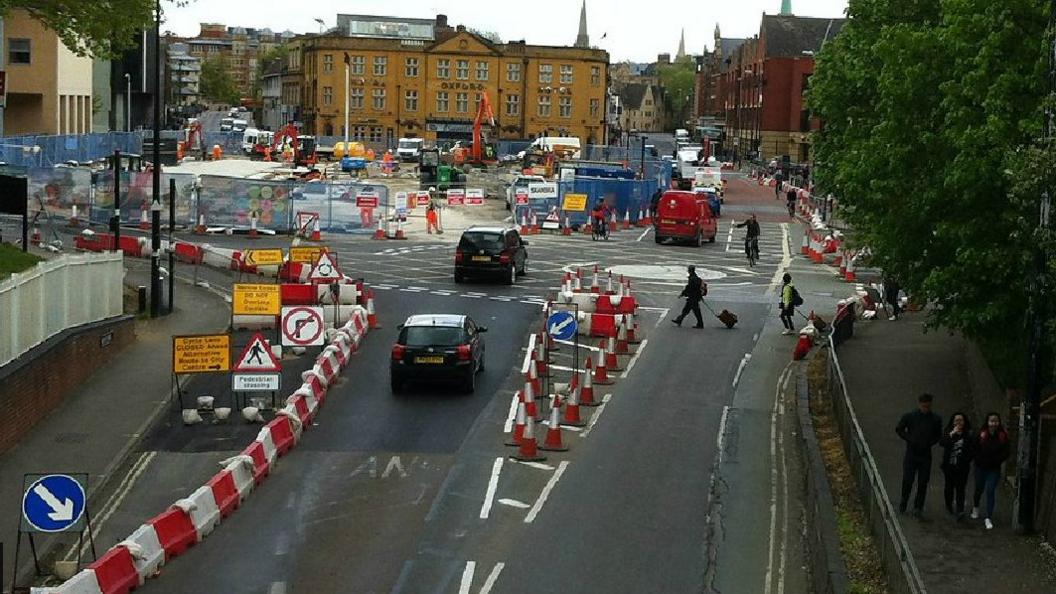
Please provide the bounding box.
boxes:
[546,307,579,400]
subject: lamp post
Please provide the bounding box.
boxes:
[150,0,163,318]
[125,73,132,132]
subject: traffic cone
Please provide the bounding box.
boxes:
[562,215,572,236]
[592,348,613,385]
[573,269,582,292]
[194,214,206,235]
[608,211,618,233]
[605,336,623,371]
[372,218,386,240]
[523,377,542,420]
[801,229,809,255]
[642,207,653,225]
[539,405,568,452]
[636,208,645,227]
[591,266,600,293]
[580,361,600,405]
[562,385,587,427]
[606,271,614,295]
[511,415,546,462]
[530,211,539,234]
[520,211,529,232]
[310,218,322,241]
[394,218,407,240]
[505,401,527,446]
[615,317,630,354]
[366,289,379,329]
[621,210,631,230]
[248,213,259,239]
[527,365,541,400]
[626,313,641,344]
[30,226,41,246]
[68,204,81,228]
[844,253,857,282]
[582,218,593,235]
[139,207,150,230]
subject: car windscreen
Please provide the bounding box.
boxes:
[459,232,504,251]
[398,141,419,149]
[402,326,465,347]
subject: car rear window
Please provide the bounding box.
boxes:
[402,326,466,347]
[460,232,504,250]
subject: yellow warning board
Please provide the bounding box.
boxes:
[562,193,588,212]
[233,284,281,315]
[245,249,284,266]
[289,246,327,264]
[173,334,230,374]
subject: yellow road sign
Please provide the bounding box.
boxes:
[233,283,281,315]
[173,334,230,374]
[245,248,284,266]
[289,246,327,264]
[562,193,588,212]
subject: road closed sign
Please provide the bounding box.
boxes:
[173,334,230,374]
[233,284,281,315]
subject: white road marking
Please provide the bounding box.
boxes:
[408,286,428,291]
[636,227,652,242]
[398,288,422,293]
[716,405,731,464]
[580,394,613,438]
[479,457,504,519]
[268,582,287,594]
[619,339,648,378]
[511,460,555,471]
[766,223,792,297]
[498,498,531,509]
[524,460,570,523]
[550,364,586,373]
[503,392,519,433]
[462,294,484,299]
[725,221,735,252]
[652,308,671,328]
[459,562,477,594]
[553,338,601,352]
[732,353,752,389]
[765,364,794,594]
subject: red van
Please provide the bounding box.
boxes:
[654,190,718,246]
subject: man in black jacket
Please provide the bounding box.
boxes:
[672,265,705,328]
[895,393,943,517]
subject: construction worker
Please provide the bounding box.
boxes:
[382,150,394,175]
[263,145,272,162]
[212,144,222,161]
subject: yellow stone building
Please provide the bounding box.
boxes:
[292,15,609,146]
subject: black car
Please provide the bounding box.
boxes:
[454,226,528,285]
[390,314,487,393]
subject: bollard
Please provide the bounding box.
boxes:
[138,286,148,314]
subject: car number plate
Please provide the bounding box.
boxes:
[415,356,444,364]
[661,219,676,224]
[472,255,492,262]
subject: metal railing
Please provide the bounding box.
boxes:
[827,334,928,594]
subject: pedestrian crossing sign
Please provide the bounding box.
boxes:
[232,333,281,372]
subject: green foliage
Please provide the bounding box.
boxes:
[0,242,42,279]
[658,60,695,128]
[0,0,157,58]
[808,0,1052,383]
[200,54,239,105]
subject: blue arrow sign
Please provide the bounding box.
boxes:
[22,474,87,533]
[547,311,578,341]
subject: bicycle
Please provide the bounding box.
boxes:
[591,218,609,241]
[787,199,796,218]
[745,236,760,267]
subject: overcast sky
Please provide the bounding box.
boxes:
[163,0,848,62]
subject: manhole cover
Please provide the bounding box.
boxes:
[605,264,727,282]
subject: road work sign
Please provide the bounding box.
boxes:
[562,193,588,212]
[309,251,343,282]
[173,334,230,373]
[281,306,325,346]
[289,246,327,264]
[233,333,281,372]
[547,311,578,341]
[245,249,284,266]
[233,283,281,315]
[22,474,88,533]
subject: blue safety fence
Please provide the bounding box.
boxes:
[511,176,662,228]
[0,132,143,167]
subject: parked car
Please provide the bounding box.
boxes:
[390,314,487,393]
[654,190,718,246]
[504,174,547,210]
[454,226,528,285]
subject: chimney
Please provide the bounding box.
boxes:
[435,14,448,28]
[456,25,466,33]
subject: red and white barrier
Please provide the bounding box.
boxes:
[173,486,221,541]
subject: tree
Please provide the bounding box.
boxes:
[808,0,1052,382]
[1,1,159,58]
[658,59,696,129]
[200,55,239,105]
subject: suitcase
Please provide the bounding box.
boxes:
[717,309,738,328]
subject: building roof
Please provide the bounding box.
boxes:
[618,83,663,110]
[719,38,747,58]
[761,14,845,58]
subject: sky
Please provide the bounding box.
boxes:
[162,0,849,62]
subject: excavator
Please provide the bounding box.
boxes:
[452,91,497,169]
[176,119,203,162]
[273,124,318,169]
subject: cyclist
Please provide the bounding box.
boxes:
[736,214,761,263]
[591,200,609,239]
[786,187,798,218]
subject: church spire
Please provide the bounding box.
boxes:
[780,0,792,15]
[574,0,590,48]
[676,27,686,59]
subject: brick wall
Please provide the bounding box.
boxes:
[0,316,135,455]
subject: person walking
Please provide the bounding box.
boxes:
[672,265,706,328]
[895,393,943,517]
[773,170,785,199]
[939,412,975,519]
[785,187,798,217]
[972,412,1010,530]
[884,276,902,321]
[779,273,800,335]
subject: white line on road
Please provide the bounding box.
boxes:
[580,394,613,438]
[636,227,652,242]
[524,460,570,523]
[716,405,730,464]
[731,353,752,389]
[498,498,531,509]
[550,364,585,374]
[766,223,792,298]
[725,220,735,252]
[268,582,287,594]
[503,392,519,433]
[553,338,601,351]
[461,294,483,299]
[653,308,671,328]
[764,364,794,594]
[620,339,649,378]
[479,457,504,519]
[459,562,477,594]
[511,460,555,471]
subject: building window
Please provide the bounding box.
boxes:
[372,88,386,110]
[559,96,572,118]
[322,86,333,106]
[350,55,364,75]
[405,57,419,77]
[370,126,383,142]
[8,39,30,64]
[506,94,520,116]
[560,64,573,84]
[350,87,364,109]
[456,59,469,80]
[373,56,387,76]
[590,98,599,117]
[539,63,552,84]
[436,91,449,112]
[353,125,367,140]
[591,66,600,85]
[476,61,489,81]
[323,54,333,72]
[405,90,419,111]
[456,92,469,113]
[538,95,551,117]
[437,59,450,78]
[506,62,521,82]
[644,111,652,117]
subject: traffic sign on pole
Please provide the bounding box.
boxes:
[21,474,88,533]
[172,334,230,374]
[232,333,281,372]
[547,311,578,341]
[281,306,325,346]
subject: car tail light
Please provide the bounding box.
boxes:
[391,344,406,361]
[455,249,464,263]
[457,344,472,361]
[499,251,511,265]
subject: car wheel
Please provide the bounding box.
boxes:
[506,265,516,285]
[695,232,703,248]
[708,235,716,243]
[655,234,663,244]
[463,368,476,393]
[390,375,403,393]
[454,270,465,284]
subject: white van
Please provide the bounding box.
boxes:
[242,129,273,155]
[519,136,582,159]
[675,128,690,141]
[396,137,425,162]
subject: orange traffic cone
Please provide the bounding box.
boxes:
[394,218,407,240]
[505,400,527,446]
[68,204,81,228]
[642,208,653,225]
[30,226,41,246]
[573,269,582,292]
[310,218,322,241]
[591,266,600,293]
[615,317,630,354]
[523,379,542,421]
[580,360,599,405]
[527,363,541,397]
[562,216,572,236]
[366,289,378,329]
[511,414,546,462]
[372,218,386,240]
[539,405,568,452]
[562,385,587,427]
[621,210,631,230]
[591,349,613,385]
[608,211,618,233]
[626,313,641,344]
[139,207,150,230]
[248,214,259,239]
[605,336,623,371]
[194,214,206,235]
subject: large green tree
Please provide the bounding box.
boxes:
[658,58,696,129]
[1,1,158,57]
[200,55,239,105]
[808,0,1053,382]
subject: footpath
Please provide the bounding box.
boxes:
[0,269,230,591]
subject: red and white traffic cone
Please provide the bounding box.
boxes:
[248,213,260,239]
[530,211,539,235]
[30,226,41,246]
[139,207,150,230]
[511,414,546,462]
[591,349,613,385]
[580,361,599,405]
[310,218,322,241]
[605,336,623,371]
[636,208,645,227]
[615,317,630,354]
[372,218,386,240]
[527,366,541,402]
[801,229,810,255]
[608,211,618,233]
[194,214,206,235]
[562,385,587,427]
[591,266,600,293]
[621,210,631,230]
[394,218,407,240]
[505,400,527,446]
[520,211,529,233]
[523,378,542,421]
[626,312,641,344]
[606,271,614,294]
[642,207,653,226]
[366,289,379,329]
[68,204,81,228]
[574,269,582,292]
[539,404,569,452]
[562,215,572,236]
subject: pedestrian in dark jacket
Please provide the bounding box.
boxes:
[895,393,943,517]
[972,412,1010,530]
[672,265,705,328]
[884,276,902,321]
[939,412,974,518]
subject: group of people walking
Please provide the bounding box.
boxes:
[897,393,1010,529]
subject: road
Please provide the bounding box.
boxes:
[63,174,810,593]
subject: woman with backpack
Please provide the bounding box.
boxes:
[780,273,802,335]
[939,412,975,519]
[972,412,1011,530]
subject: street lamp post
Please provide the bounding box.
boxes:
[150,0,163,318]
[125,73,132,132]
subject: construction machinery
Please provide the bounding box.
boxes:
[452,91,498,169]
[419,146,466,191]
[273,124,318,168]
[177,119,203,161]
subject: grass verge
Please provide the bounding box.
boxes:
[0,242,42,280]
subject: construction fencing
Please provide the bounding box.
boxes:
[0,251,124,367]
[0,132,142,167]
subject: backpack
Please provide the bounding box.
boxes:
[791,285,804,307]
